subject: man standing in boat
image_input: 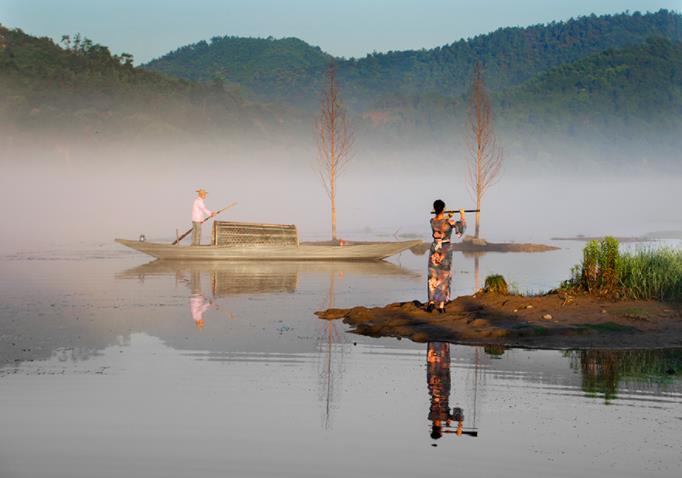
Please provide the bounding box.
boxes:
[192,188,215,246]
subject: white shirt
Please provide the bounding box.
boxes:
[192,197,212,222]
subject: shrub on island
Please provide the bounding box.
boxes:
[565,237,682,301]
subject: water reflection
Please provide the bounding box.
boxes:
[118,260,299,296]
[461,250,485,291]
[6,249,682,476]
[119,259,417,332]
[567,349,682,402]
[189,271,213,330]
[426,342,479,440]
[318,271,345,430]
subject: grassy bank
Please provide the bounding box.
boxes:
[564,237,682,301]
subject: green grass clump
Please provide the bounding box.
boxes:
[618,248,682,301]
[566,237,682,301]
[484,274,509,294]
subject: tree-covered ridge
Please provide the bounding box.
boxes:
[144,36,332,104]
[143,10,682,107]
[0,27,176,89]
[146,36,332,83]
[0,26,285,140]
[344,9,682,95]
[500,38,682,131]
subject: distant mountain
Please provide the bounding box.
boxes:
[145,36,332,100]
[144,10,682,108]
[0,25,289,141]
[500,37,682,133]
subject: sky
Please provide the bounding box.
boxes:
[1,0,681,64]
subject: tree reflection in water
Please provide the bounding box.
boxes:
[318,271,346,430]
[567,349,682,402]
[461,250,485,292]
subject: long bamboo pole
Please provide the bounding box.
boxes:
[430,209,480,214]
[172,202,238,245]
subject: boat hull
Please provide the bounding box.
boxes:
[115,238,422,261]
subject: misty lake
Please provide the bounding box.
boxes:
[1,241,681,478]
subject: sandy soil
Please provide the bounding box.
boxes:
[316,291,682,349]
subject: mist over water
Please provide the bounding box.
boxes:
[1,139,681,254]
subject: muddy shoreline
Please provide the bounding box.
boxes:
[316,291,682,349]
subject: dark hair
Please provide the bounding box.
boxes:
[433,199,445,214]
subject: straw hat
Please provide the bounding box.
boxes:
[196,188,207,194]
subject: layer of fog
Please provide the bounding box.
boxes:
[1,141,680,254]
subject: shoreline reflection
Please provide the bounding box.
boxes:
[567,348,682,402]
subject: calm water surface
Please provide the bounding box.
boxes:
[1,242,681,477]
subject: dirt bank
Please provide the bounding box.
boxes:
[409,241,559,255]
[316,291,682,349]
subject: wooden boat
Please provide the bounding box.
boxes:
[116,221,421,261]
[115,238,421,261]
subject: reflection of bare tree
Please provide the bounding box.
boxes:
[461,251,485,292]
[474,255,480,292]
[318,271,346,430]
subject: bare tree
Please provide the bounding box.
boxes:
[466,63,503,238]
[316,63,354,242]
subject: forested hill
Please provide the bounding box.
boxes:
[0,25,288,141]
[145,36,332,85]
[500,38,682,132]
[144,9,682,108]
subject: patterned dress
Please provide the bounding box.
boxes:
[427,217,465,303]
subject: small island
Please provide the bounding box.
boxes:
[409,235,559,255]
[317,238,682,349]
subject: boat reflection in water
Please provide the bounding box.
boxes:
[118,259,418,331]
[427,342,479,440]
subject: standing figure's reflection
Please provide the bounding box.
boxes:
[190,271,213,330]
[426,342,477,440]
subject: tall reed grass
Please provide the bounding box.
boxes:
[566,238,682,302]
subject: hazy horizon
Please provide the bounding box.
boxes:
[2,140,680,255]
